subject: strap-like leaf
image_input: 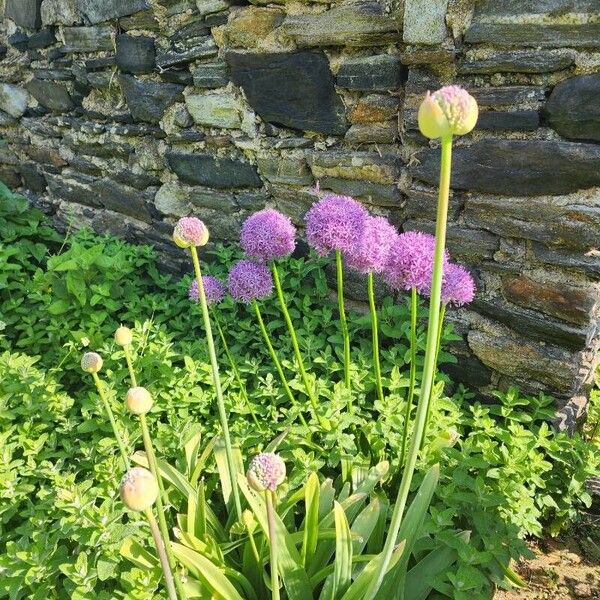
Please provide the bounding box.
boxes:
[119,537,158,570]
[302,472,320,567]
[332,501,353,598]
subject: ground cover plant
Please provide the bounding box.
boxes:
[0,88,598,599]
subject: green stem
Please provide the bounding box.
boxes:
[190,247,242,521]
[366,134,453,600]
[367,272,384,404]
[399,287,418,467]
[420,303,446,451]
[271,263,327,429]
[265,490,280,600]
[145,508,178,600]
[252,301,308,427]
[214,312,262,429]
[124,345,138,387]
[336,250,351,394]
[91,372,130,470]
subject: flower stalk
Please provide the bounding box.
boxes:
[367,272,384,403]
[336,250,351,395]
[265,490,280,600]
[145,507,178,600]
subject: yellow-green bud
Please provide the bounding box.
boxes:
[418,86,478,139]
[114,325,133,347]
[120,467,158,511]
[81,352,103,374]
[172,217,210,248]
[247,452,286,492]
[125,387,153,415]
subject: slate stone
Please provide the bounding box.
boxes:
[0,83,30,118]
[119,75,184,123]
[345,122,398,144]
[283,0,399,47]
[91,178,152,222]
[349,94,398,124]
[227,51,347,135]
[185,92,244,129]
[544,75,600,143]
[170,18,210,41]
[477,110,539,131]
[28,28,56,49]
[337,55,404,91]
[156,38,217,68]
[119,9,159,31]
[160,69,194,85]
[61,26,113,52]
[413,140,600,196]
[256,156,313,185]
[116,34,156,74]
[0,111,17,126]
[192,62,229,88]
[8,31,29,52]
[19,162,47,192]
[26,79,74,112]
[465,0,600,48]
[403,0,448,44]
[41,0,82,26]
[114,171,161,190]
[189,188,237,211]
[166,152,262,188]
[471,86,545,107]
[5,0,42,29]
[308,151,400,184]
[85,57,115,71]
[319,177,401,207]
[75,0,151,25]
[459,51,575,74]
[0,45,7,60]
[532,243,600,280]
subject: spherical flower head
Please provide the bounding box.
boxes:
[120,467,158,511]
[241,208,296,261]
[173,217,209,248]
[114,325,133,347]
[441,263,476,306]
[81,352,103,374]
[418,86,478,139]
[247,452,286,492]
[188,275,226,306]
[383,231,449,294]
[228,260,273,303]
[345,216,399,275]
[305,194,368,256]
[125,386,154,415]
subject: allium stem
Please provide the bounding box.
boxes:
[190,247,242,521]
[367,272,384,404]
[214,312,262,429]
[91,372,130,470]
[265,490,280,600]
[271,263,328,429]
[123,345,138,387]
[145,507,178,600]
[252,301,308,427]
[336,250,351,394]
[366,134,453,599]
[399,287,418,467]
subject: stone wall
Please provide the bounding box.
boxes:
[0,0,598,407]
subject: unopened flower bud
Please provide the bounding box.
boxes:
[120,467,158,511]
[173,217,209,248]
[81,352,103,374]
[114,325,133,347]
[125,387,153,415]
[418,86,478,139]
[247,452,286,492]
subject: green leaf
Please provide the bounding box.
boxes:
[332,501,353,599]
[214,438,245,510]
[301,472,320,568]
[120,537,158,570]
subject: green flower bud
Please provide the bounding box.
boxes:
[81,352,103,374]
[173,217,210,249]
[125,387,153,415]
[120,467,158,511]
[418,86,478,139]
[247,452,286,492]
[115,325,133,347]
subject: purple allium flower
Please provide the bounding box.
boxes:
[241,208,296,261]
[188,275,226,306]
[247,452,286,492]
[173,217,209,248]
[228,260,273,303]
[305,194,368,256]
[441,263,476,306]
[383,231,449,295]
[345,216,399,274]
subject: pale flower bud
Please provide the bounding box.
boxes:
[418,86,478,139]
[247,452,286,492]
[81,352,103,374]
[120,467,159,511]
[125,387,153,415]
[114,325,133,347]
[173,217,210,248]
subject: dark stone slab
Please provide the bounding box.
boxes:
[256,156,313,185]
[465,0,600,48]
[413,140,600,196]
[189,188,237,211]
[8,31,29,52]
[166,152,262,189]
[471,86,545,107]
[349,94,398,124]
[26,79,74,112]
[19,162,47,192]
[336,55,404,91]
[116,34,156,74]
[319,177,401,207]
[308,150,401,184]
[205,12,228,27]
[33,68,72,80]
[192,62,229,88]
[119,74,184,123]
[61,26,113,52]
[532,243,600,280]
[156,37,217,68]
[159,69,194,85]
[441,351,493,388]
[5,0,42,29]
[85,56,115,71]
[170,18,210,41]
[47,172,99,207]
[28,28,56,49]
[0,44,7,60]
[91,178,152,221]
[75,0,151,25]
[477,110,539,131]
[119,9,159,31]
[345,121,397,144]
[459,51,575,74]
[114,170,161,190]
[544,75,600,143]
[228,51,347,135]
